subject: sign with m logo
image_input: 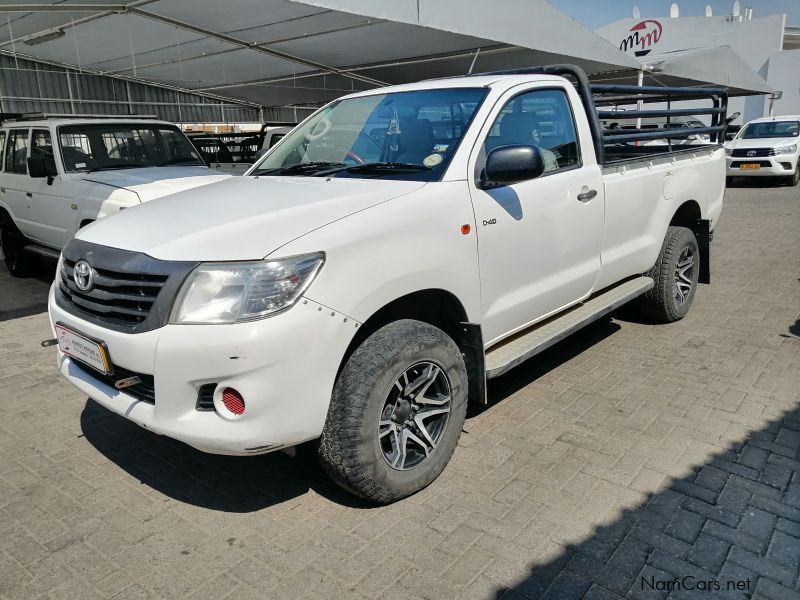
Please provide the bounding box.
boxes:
[619,19,663,57]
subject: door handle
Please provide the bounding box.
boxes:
[26,192,33,198]
[577,189,597,203]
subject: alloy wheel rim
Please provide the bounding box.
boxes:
[674,246,695,305]
[379,361,451,471]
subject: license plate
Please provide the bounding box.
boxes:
[739,163,761,170]
[55,324,111,375]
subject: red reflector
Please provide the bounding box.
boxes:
[221,388,245,415]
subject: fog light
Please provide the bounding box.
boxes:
[221,388,245,415]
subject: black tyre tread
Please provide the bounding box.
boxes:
[638,226,698,323]
[319,319,467,504]
[1,222,33,277]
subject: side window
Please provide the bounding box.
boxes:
[32,129,55,160]
[5,129,29,174]
[0,131,5,170]
[484,88,580,174]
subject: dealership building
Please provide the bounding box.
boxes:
[597,7,800,124]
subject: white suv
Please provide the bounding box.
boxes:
[0,116,230,276]
[725,116,800,186]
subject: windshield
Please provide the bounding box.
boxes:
[251,87,488,180]
[58,123,204,172]
[740,121,799,140]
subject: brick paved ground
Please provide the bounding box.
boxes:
[0,181,798,600]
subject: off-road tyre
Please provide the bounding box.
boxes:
[1,219,34,277]
[637,226,700,323]
[318,319,468,504]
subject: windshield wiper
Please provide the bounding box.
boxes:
[313,162,432,176]
[252,161,345,176]
[157,157,202,166]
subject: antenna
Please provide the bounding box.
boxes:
[732,1,741,17]
[705,4,713,16]
[669,3,680,18]
[632,5,640,18]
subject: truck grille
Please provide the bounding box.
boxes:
[731,148,775,157]
[60,259,168,326]
[55,239,197,334]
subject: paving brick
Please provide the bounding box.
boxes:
[566,552,632,596]
[666,510,705,543]
[693,466,729,493]
[754,577,800,600]
[540,571,592,600]
[766,530,800,569]
[728,547,796,587]
[701,519,767,554]
[738,507,777,540]
[761,463,794,491]
[687,533,730,573]
[715,562,757,600]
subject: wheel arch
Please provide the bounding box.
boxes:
[669,200,710,284]
[337,289,486,406]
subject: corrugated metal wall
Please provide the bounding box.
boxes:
[0,55,259,123]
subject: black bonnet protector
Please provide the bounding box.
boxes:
[56,238,198,334]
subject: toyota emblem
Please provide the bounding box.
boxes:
[746,150,757,156]
[73,260,94,292]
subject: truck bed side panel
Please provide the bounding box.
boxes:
[595,147,725,291]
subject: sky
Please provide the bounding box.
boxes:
[550,0,800,28]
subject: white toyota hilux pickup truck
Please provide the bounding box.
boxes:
[48,66,727,503]
[0,115,230,276]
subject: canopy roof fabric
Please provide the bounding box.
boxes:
[0,0,640,107]
[591,46,773,96]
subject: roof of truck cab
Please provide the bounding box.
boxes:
[748,115,800,123]
[338,74,570,100]
[1,118,179,129]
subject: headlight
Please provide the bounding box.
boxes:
[170,252,325,324]
[775,144,797,155]
[724,147,732,156]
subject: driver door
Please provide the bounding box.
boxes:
[468,85,605,344]
[27,129,76,248]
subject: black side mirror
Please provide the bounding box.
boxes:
[480,145,545,189]
[27,154,57,184]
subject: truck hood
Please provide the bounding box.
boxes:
[726,137,799,151]
[80,166,231,202]
[77,176,427,261]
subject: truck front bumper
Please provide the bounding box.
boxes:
[726,155,798,177]
[49,285,359,455]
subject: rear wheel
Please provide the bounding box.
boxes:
[1,221,34,277]
[637,226,700,323]
[318,319,468,504]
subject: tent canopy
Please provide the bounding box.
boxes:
[591,46,773,96]
[0,0,640,107]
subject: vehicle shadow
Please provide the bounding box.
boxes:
[0,255,56,322]
[80,317,622,512]
[726,176,792,188]
[492,405,800,599]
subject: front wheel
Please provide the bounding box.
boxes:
[318,319,468,504]
[637,226,700,323]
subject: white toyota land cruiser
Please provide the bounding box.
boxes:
[48,66,727,503]
[0,115,230,276]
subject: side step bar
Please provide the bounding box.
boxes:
[24,244,61,261]
[485,276,654,379]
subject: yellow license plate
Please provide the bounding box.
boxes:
[739,164,761,170]
[56,324,111,374]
